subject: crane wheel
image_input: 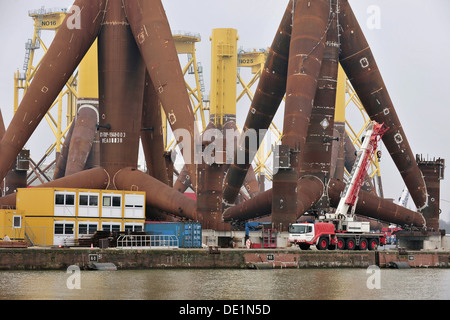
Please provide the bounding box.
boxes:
[299,243,310,250]
[317,237,329,250]
[336,238,346,250]
[346,238,356,250]
[368,239,379,251]
[359,238,368,250]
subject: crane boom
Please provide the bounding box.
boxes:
[334,121,388,219]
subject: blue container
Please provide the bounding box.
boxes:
[145,222,202,248]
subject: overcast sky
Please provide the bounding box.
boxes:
[0,0,449,223]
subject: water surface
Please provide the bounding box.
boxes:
[0,268,448,300]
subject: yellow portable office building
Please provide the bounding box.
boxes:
[0,188,146,246]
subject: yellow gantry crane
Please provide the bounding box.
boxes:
[13,7,78,184]
[237,47,283,185]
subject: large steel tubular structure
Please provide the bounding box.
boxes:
[0,0,435,231]
[0,0,104,183]
[221,0,430,228]
[338,0,427,210]
[222,0,293,205]
[0,0,200,220]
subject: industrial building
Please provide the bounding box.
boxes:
[0,0,447,252]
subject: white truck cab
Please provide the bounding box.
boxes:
[288,223,315,244]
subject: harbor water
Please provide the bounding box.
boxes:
[0,268,448,300]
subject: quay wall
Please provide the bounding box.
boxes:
[0,248,449,270]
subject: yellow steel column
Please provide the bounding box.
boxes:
[210,28,239,128]
[335,64,346,123]
[56,95,63,153]
[74,39,99,165]
[78,40,99,100]
[13,71,20,114]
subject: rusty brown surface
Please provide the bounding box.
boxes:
[125,0,199,190]
[223,189,272,222]
[282,0,330,157]
[97,0,146,178]
[53,121,75,180]
[417,156,445,231]
[4,170,27,196]
[223,175,324,223]
[196,161,229,231]
[113,167,197,221]
[0,167,110,208]
[339,0,427,210]
[141,72,169,185]
[84,129,101,171]
[271,0,331,228]
[65,105,98,176]
[173,121,217,193]
[331,122,345,181]
[298,0,339,213]
[328,179,426,227]
[222,0,293,205]
[272,168,300,231]
[174,165,192,193]
[0,0,105,184]
[223,121,260,199]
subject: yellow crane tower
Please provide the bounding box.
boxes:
[165,31,208,150]
[209,28,239,128]
[13,7,77,183]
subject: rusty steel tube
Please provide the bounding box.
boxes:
[328,179,426,227]
[299,0,339,212]
[0,167,110,208]
[141,72,170,185]
[223,121,260,199]
[173,165,192,193]
[196,161,228,230]
[53,120,75,180]
[97,0,146,178]
[222,1,293,205]
[330,125,345,180]
[283,0,330,161]
[223,189,272,222]
[125,0,199,190]
[339,0,427,210]
[417,156,445,231]
[272,168,298,231]
[223,175,324,222]
[173,121,216,193]
[113,167,196,220]
[84,129,101,170]
[0,0,105,183]
[65,105,98,176]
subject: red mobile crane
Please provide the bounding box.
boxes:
[289,121,389,250]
